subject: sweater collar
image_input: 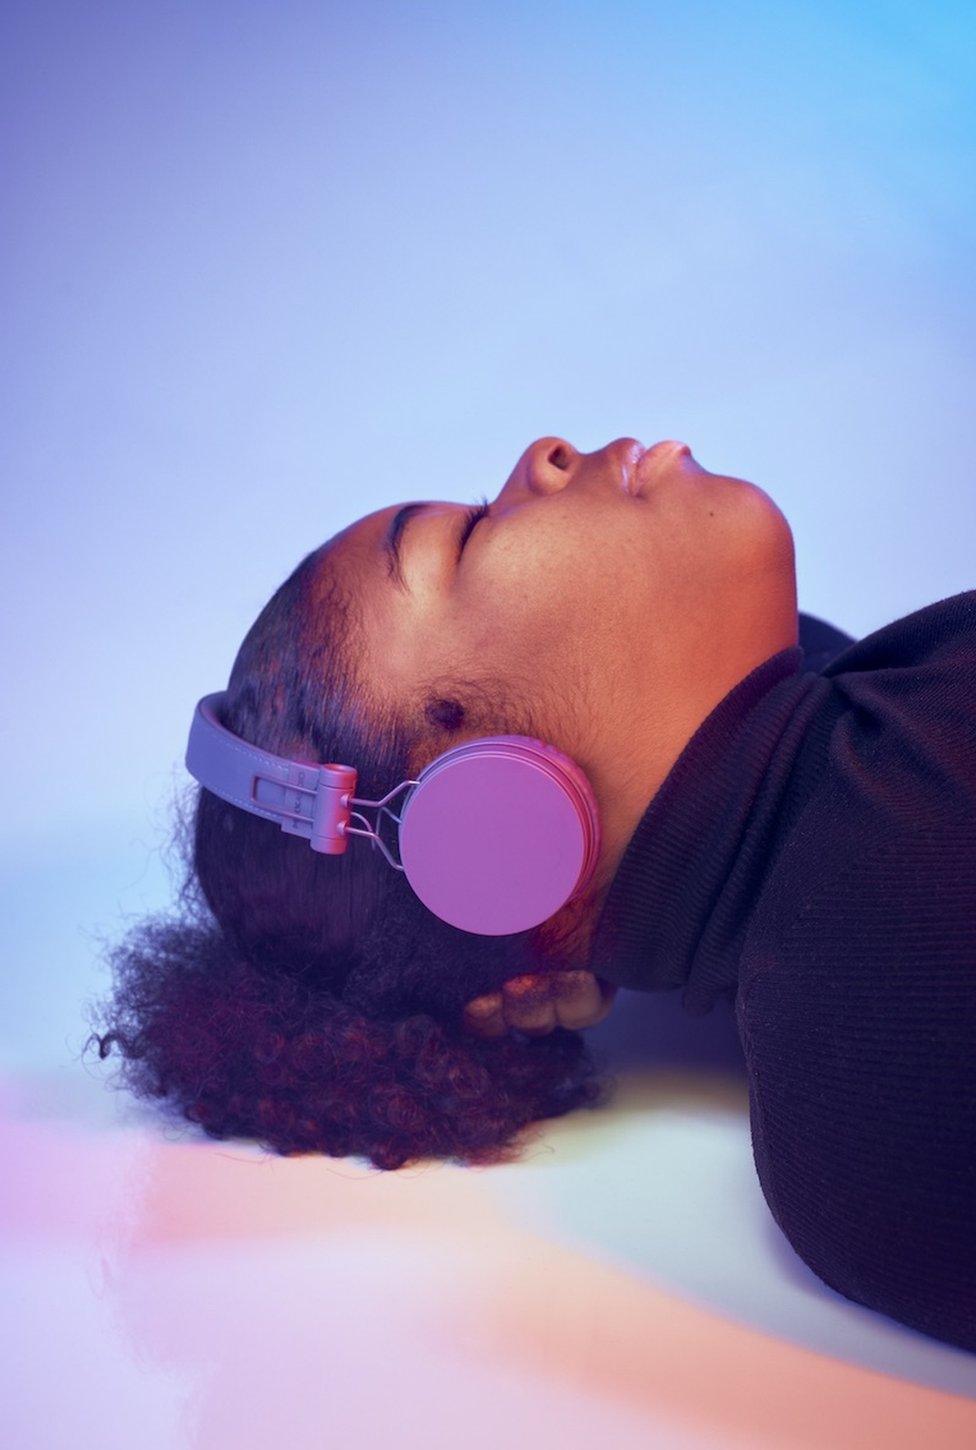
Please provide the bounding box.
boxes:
[587,645,837,1016]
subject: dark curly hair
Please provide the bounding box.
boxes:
[83,538,616,1170]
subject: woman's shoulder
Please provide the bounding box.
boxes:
[817,587,976,681]
[739,590,976,1000]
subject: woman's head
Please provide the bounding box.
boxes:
[85,432,796,1169]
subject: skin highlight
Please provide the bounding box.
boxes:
[316,434,798,1008]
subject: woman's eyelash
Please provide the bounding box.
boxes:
[456,494,491,559]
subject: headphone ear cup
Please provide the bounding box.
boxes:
[397,735,601,936]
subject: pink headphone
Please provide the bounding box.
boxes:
[185,692,602,937]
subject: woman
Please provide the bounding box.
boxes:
[88,435,975,1352]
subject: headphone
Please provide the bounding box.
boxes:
[185,692,602,937]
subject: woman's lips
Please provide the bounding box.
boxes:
[644,438,691,464]
[628,438,702,494]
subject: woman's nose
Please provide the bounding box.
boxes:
[521,436,578,492]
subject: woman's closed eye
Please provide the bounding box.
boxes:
[456,495,491,562]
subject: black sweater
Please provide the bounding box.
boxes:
[588,591,976,1354]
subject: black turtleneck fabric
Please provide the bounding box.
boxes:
[588,590,976,1354]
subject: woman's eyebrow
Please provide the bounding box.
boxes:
[383,502,427,594]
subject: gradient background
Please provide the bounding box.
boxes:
[2,1,975,1444]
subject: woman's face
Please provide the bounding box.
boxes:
[323,435,798,960]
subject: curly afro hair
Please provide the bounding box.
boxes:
[83,537,616,1170]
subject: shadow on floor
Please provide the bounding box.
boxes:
[585,984,747,1078]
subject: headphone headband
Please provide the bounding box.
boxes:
[185,691,601,936]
